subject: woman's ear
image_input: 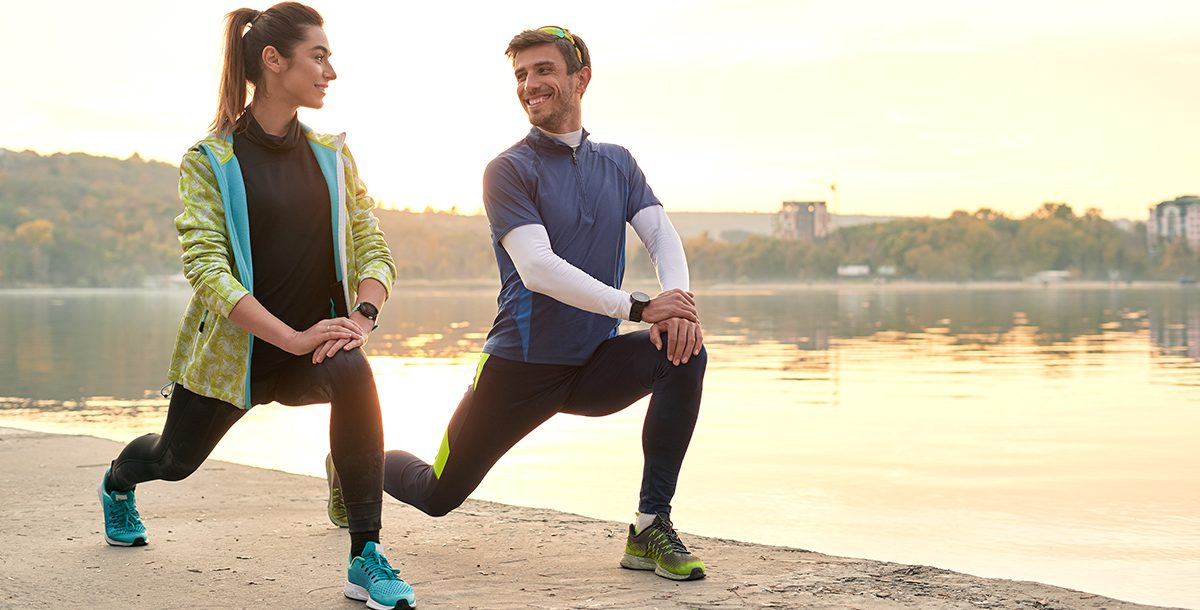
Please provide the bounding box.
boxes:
[261,45,286,74]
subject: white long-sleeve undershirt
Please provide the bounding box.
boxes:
[499,205,689,320]
[630,205,690,293]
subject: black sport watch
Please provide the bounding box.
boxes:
[353,301,379,332]
[628,291,650,323]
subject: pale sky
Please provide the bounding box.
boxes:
[3,0,1198,219]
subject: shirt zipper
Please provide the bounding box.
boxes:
[571,147,591,223]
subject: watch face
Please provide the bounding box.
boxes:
[356,302,379,320]
[631,291,651,304]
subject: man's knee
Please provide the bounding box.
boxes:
[665,343,707,382]
[421,495,465,518]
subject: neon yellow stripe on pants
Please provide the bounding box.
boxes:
[432,353,490,479]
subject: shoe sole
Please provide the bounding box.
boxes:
[326,454,349,528]
[103,534,147,547]
[620,553,705,581]
[97,486,147,547]
[344,581,414,609]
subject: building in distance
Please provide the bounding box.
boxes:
[1147,195,1200,251]
[775,201,831,241]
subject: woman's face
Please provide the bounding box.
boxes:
[272,26,337,110]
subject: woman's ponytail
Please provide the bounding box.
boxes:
[211,8,259,136]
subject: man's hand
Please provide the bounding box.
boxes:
[641,288,699,324]
[649,317,704,366]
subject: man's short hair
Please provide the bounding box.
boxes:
[505,27,591,74]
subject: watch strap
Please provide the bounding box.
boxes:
[353,302,379,332]
[629,295,647,323]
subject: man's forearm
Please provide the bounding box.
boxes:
[501,224,633,319]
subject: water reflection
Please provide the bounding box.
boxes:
[704,287,1157,349]
[1148,291,1200,360]
[4,285,1200,406]
[2,286,1199,608]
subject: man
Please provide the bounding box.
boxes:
[328,26,708,582]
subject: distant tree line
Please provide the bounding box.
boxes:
[1,150,1196,287]
[0,150,498,287]
[655,204,1198,283]
[0,150,181,286]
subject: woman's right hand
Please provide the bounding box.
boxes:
[286,318,363,356]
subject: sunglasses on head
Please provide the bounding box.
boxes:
[539,26,584,65]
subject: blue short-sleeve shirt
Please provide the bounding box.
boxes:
[482,127,661,365]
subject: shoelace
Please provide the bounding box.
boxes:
[364,552,401,582]
[108,495,143,532]
[653,518,691,554]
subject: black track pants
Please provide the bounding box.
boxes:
[108,348,384,534]
[383,330,706,517]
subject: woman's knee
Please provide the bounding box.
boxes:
[319,349,380,401]
[157,452,205,482]
[318,348,372,378]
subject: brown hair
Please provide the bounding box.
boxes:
[505,27,591,74]
[210,2,324,135]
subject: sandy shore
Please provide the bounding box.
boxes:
[0,427,1169,609]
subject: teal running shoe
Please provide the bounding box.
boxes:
[325,453,349,528]
[345,541,415,609]
[98,468,148,547]
[620,512,705,581]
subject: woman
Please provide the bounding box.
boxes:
[95,4,414,608]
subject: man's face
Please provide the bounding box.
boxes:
[512,43,588,133]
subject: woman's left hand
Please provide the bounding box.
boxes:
[312,317,369,364]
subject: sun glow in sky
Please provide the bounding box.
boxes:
[3,0,1198,218]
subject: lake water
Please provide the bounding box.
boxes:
[1,285,1197,608]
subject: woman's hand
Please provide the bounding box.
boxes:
[286,318,363,359]
[311,316,372,364]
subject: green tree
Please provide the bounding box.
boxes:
[15,219,54,284]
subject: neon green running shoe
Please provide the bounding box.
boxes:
[326,453,349,528]
[620,512,706,581]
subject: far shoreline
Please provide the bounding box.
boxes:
[2,278,1197,296]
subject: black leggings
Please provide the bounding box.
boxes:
[383,330,706,517]
[108,348,384,534]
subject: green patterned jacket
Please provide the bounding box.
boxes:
[167,128,396,408]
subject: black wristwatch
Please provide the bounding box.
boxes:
[353,301,379,332]
[628,291,650,323]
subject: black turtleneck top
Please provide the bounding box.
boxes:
[233,113,338,377]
